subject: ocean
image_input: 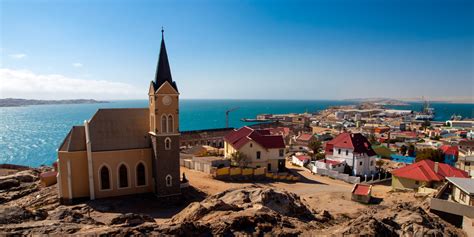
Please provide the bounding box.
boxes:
[0,99,472,167]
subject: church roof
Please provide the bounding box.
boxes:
[153,29,178,92]
[88,108,151,152]
[59,126,86,152]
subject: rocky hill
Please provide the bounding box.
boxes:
[0,166,466,236]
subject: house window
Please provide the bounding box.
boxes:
[256,151,261,159]
[250,143,253,148]
[167,115,173,133]
[100,166,111,190]
[460,192,466,202]
[415,181,420,185]
[345,150,349,156]
[136,162,146,186]
[166,175,172,187]
[268,163,272,171]
[161,115,167,133]
[338,149,341,155]
[118,164,129,188]
[279,149,284,157]
[165,137,171,150]
[370,160,374,166]
[359,161,362,166]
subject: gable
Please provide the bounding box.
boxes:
[156,81,179,95]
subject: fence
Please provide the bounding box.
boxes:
[212,167,299,182]
[316,168,361,184]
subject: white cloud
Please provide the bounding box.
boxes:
[0,68,144,100]
[9,54,27,59]
[72,62,83,68]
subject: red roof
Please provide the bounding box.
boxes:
[297,133,313,141]
[325,133,376,156]
[391,160,468,182]
[352,183,371,196]
[296,155,311,162]
[224,126,285,150]
[321,159,342,165]
[440,145,458,156]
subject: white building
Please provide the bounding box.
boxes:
[291,155,310,167]
[325,132,378,176]
[311,159,346,174]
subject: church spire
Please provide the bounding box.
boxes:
[154,27,178,92]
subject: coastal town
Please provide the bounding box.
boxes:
[1,29,473,236]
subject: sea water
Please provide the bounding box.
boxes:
[0,99,472,167]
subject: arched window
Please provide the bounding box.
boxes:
[167,115,173,133]
[166,174,172,187]
[136,162,146,186]
[165,137,171,150]
[161,115,167,133]
[118,164,129,188]
[100,166,111,190]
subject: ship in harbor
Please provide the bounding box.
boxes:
[414,98,435,121]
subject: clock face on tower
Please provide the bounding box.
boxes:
[162,95,172,106]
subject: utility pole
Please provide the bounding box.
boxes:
[225,107,239,128]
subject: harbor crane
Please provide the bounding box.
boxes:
[225,107,239,128]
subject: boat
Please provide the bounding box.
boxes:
[414,98,435,121]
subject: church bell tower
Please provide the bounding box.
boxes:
[148,28,181,197]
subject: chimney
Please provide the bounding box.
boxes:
[434,162,439,173]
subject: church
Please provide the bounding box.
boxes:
[56,30,181,203]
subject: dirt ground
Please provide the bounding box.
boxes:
[182,162,400,216]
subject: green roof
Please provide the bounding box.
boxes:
[372,145,395,158]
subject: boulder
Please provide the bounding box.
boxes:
[110,213,155,226]
[0,170,37,183]
[0,178,20,190]
[0,206,47,224]
[164,185,324,236]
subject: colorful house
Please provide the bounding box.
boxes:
[325,132,377,176]
[224,126,286,172]
[390,154,415,164]
[391,160,468,190]
[440,145,459,166]
[351,183,372,204]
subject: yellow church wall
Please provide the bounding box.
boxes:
[92,148,153,199]
[57,151,89,200]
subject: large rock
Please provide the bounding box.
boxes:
[0,206,47,224]
[110,213,155,226]
[48,206,100,225]
[338,201,463,236]
[0,179,20,190]
[0,170,38,183]
[161,185,327,236]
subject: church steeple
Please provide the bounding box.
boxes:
[154,27,178,92]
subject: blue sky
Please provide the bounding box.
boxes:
[1,0,473,101]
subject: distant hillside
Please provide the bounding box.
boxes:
[0,98,109,107]
[343,98,409,106]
